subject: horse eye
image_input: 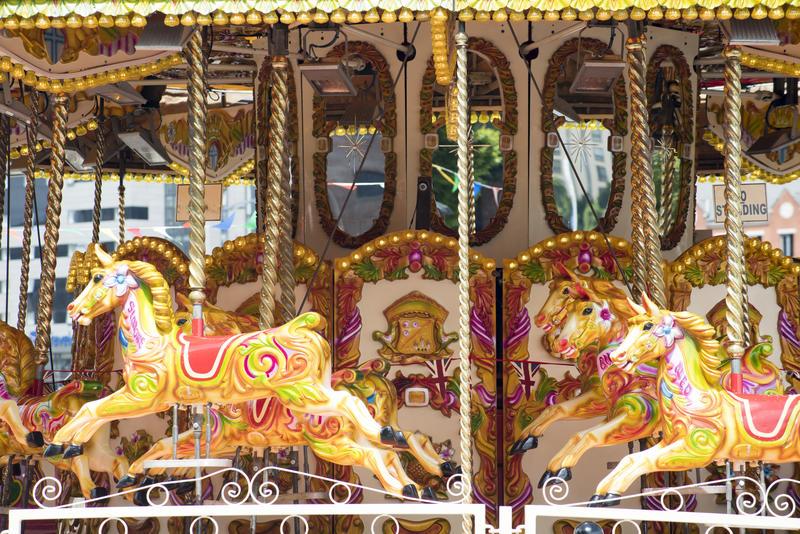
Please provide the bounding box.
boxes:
[93,274,103,283]
[562,288,570,295]
[582,307,592,316]
[643,323,653,331]
[176,318,188,326]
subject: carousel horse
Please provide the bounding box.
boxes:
[119,308,454,501]
[0,321,129,498]
[590,295,800,506]
[511,268,782,473]
[45,248,421,498]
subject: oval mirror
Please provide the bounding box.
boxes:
[313,41,396,249]
[419,38,518,246]
[647,45,694,250]
[541,37,627,234]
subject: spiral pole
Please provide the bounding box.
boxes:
[723,46,745,393]
[626,41,646,302]
[256,66,268,234]
[455,26,473,533]
[186,26,208,334]
[17,89,39,331]
[467,147,475,236]
[259,57,287,330]
[273,62,295,323]
[628,36,666,308]
[91,120,105,244]
[658,129,675,233]
[118,179,126,244]
[0,116,8,241]
[34,94,67,389]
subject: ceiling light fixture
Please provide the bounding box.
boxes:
[299,62,357,96]
[64,141,95,172]
[569,57,626,94]
[118,127,169,166]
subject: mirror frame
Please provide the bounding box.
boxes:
[419,37,518,246]
[258,58,299,235]
[312,41,397,249]
[540,37,628,235]
[646,44,694,250]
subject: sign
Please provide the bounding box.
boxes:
[175,183,223,222]
[713,183,768,224]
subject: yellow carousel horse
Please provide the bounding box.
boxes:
[0,321,128,499]
[590,295,800,506]
[45,248,423,498]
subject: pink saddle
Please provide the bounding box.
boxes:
[731,393,800,442]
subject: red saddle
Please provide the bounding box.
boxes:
[178,332,243,382]
[730,393,800,442]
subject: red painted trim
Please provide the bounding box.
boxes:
[192,318,204,337]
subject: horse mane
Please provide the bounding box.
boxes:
[670,311,723,383]
[125,261,175,334]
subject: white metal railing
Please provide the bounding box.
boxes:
[3,467,800,534]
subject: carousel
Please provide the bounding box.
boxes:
[0,1,798,534]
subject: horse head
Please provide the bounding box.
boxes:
[608,295,672,372]
[68,247,174,334]
[553,299,617,359]
[534,265,593,333]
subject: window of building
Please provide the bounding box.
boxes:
[125,206,149,220]
[782,232,795,257]
[71,207,114,224]
[29,277,69,324]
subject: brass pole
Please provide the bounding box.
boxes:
[628,36,667,308]
[17,89,39,331]
[259,56,287,330]
[276,68,295,323]
[658,129,675,234]
[723,46,745,393]
[455,24,473,531]
[34,93,68,392]
[626,39,646,302]
[0,116,7,243]
[91,119,105,244]
[186,27,208,335]
[118,176,125,245]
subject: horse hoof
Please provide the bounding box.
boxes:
[575,522,604,534]
[43,443,64,458]
[139,476,156,488]
[394,431,410,450]
[421,487,438,501]
[588,494,605,508]
[26,432,44,448]
[116,475,138,489]
[401,484,419,500]
[440,462,460,478]
[509,440,522,455]
[603,493,621,507]
[90,487,109,501]
[133,490,149,507]
[380,426,396,446]
[62,444,83,459]
[537,470,554,489]
[555,467,572,482]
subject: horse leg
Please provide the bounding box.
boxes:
[542,397,659,486]
[47,389,166,456]
[512,389,607,455]
[84,424,130,488]
[403,433,447,476]
[0,400,35,448]
[591,437,713,506]
[68,455,99,500]
[306,436,428,500]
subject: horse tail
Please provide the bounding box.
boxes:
[0,321,37,397]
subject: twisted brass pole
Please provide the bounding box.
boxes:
[259,56,287,330]
[455,26,473,533]
[35,94,67,388]
[467,147,475,236]
[279,149,295,323]
[0,116,8,244]
[626,41,646,302]
[91,121,105,244]
[118,179,125,244]
[723,46,745,393]
[658,130,675,233]
[256,67,267,234]
[628,36,666,308]
[186,27,208,332]
[17,89,39,331]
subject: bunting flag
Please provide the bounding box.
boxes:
[127,228,143,237]
[245,211,257,231]
[212,213,235,231]
[100,228,119,243]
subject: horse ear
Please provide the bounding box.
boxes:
[573,282,591,301]
[95,246,113,267]
[627,297,645,315]
[642,293,660,314]
[553,262,574,280]
[174,293,191,310]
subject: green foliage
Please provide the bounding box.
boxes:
[683,264,708,285]
[521,261,546,283]
[423,263,446,280]
[294,262,315,282]
[352,258,379,282]
[767,264,789,286]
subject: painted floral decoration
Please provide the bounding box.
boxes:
[654,315,684,348]
[103,265,138,296]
